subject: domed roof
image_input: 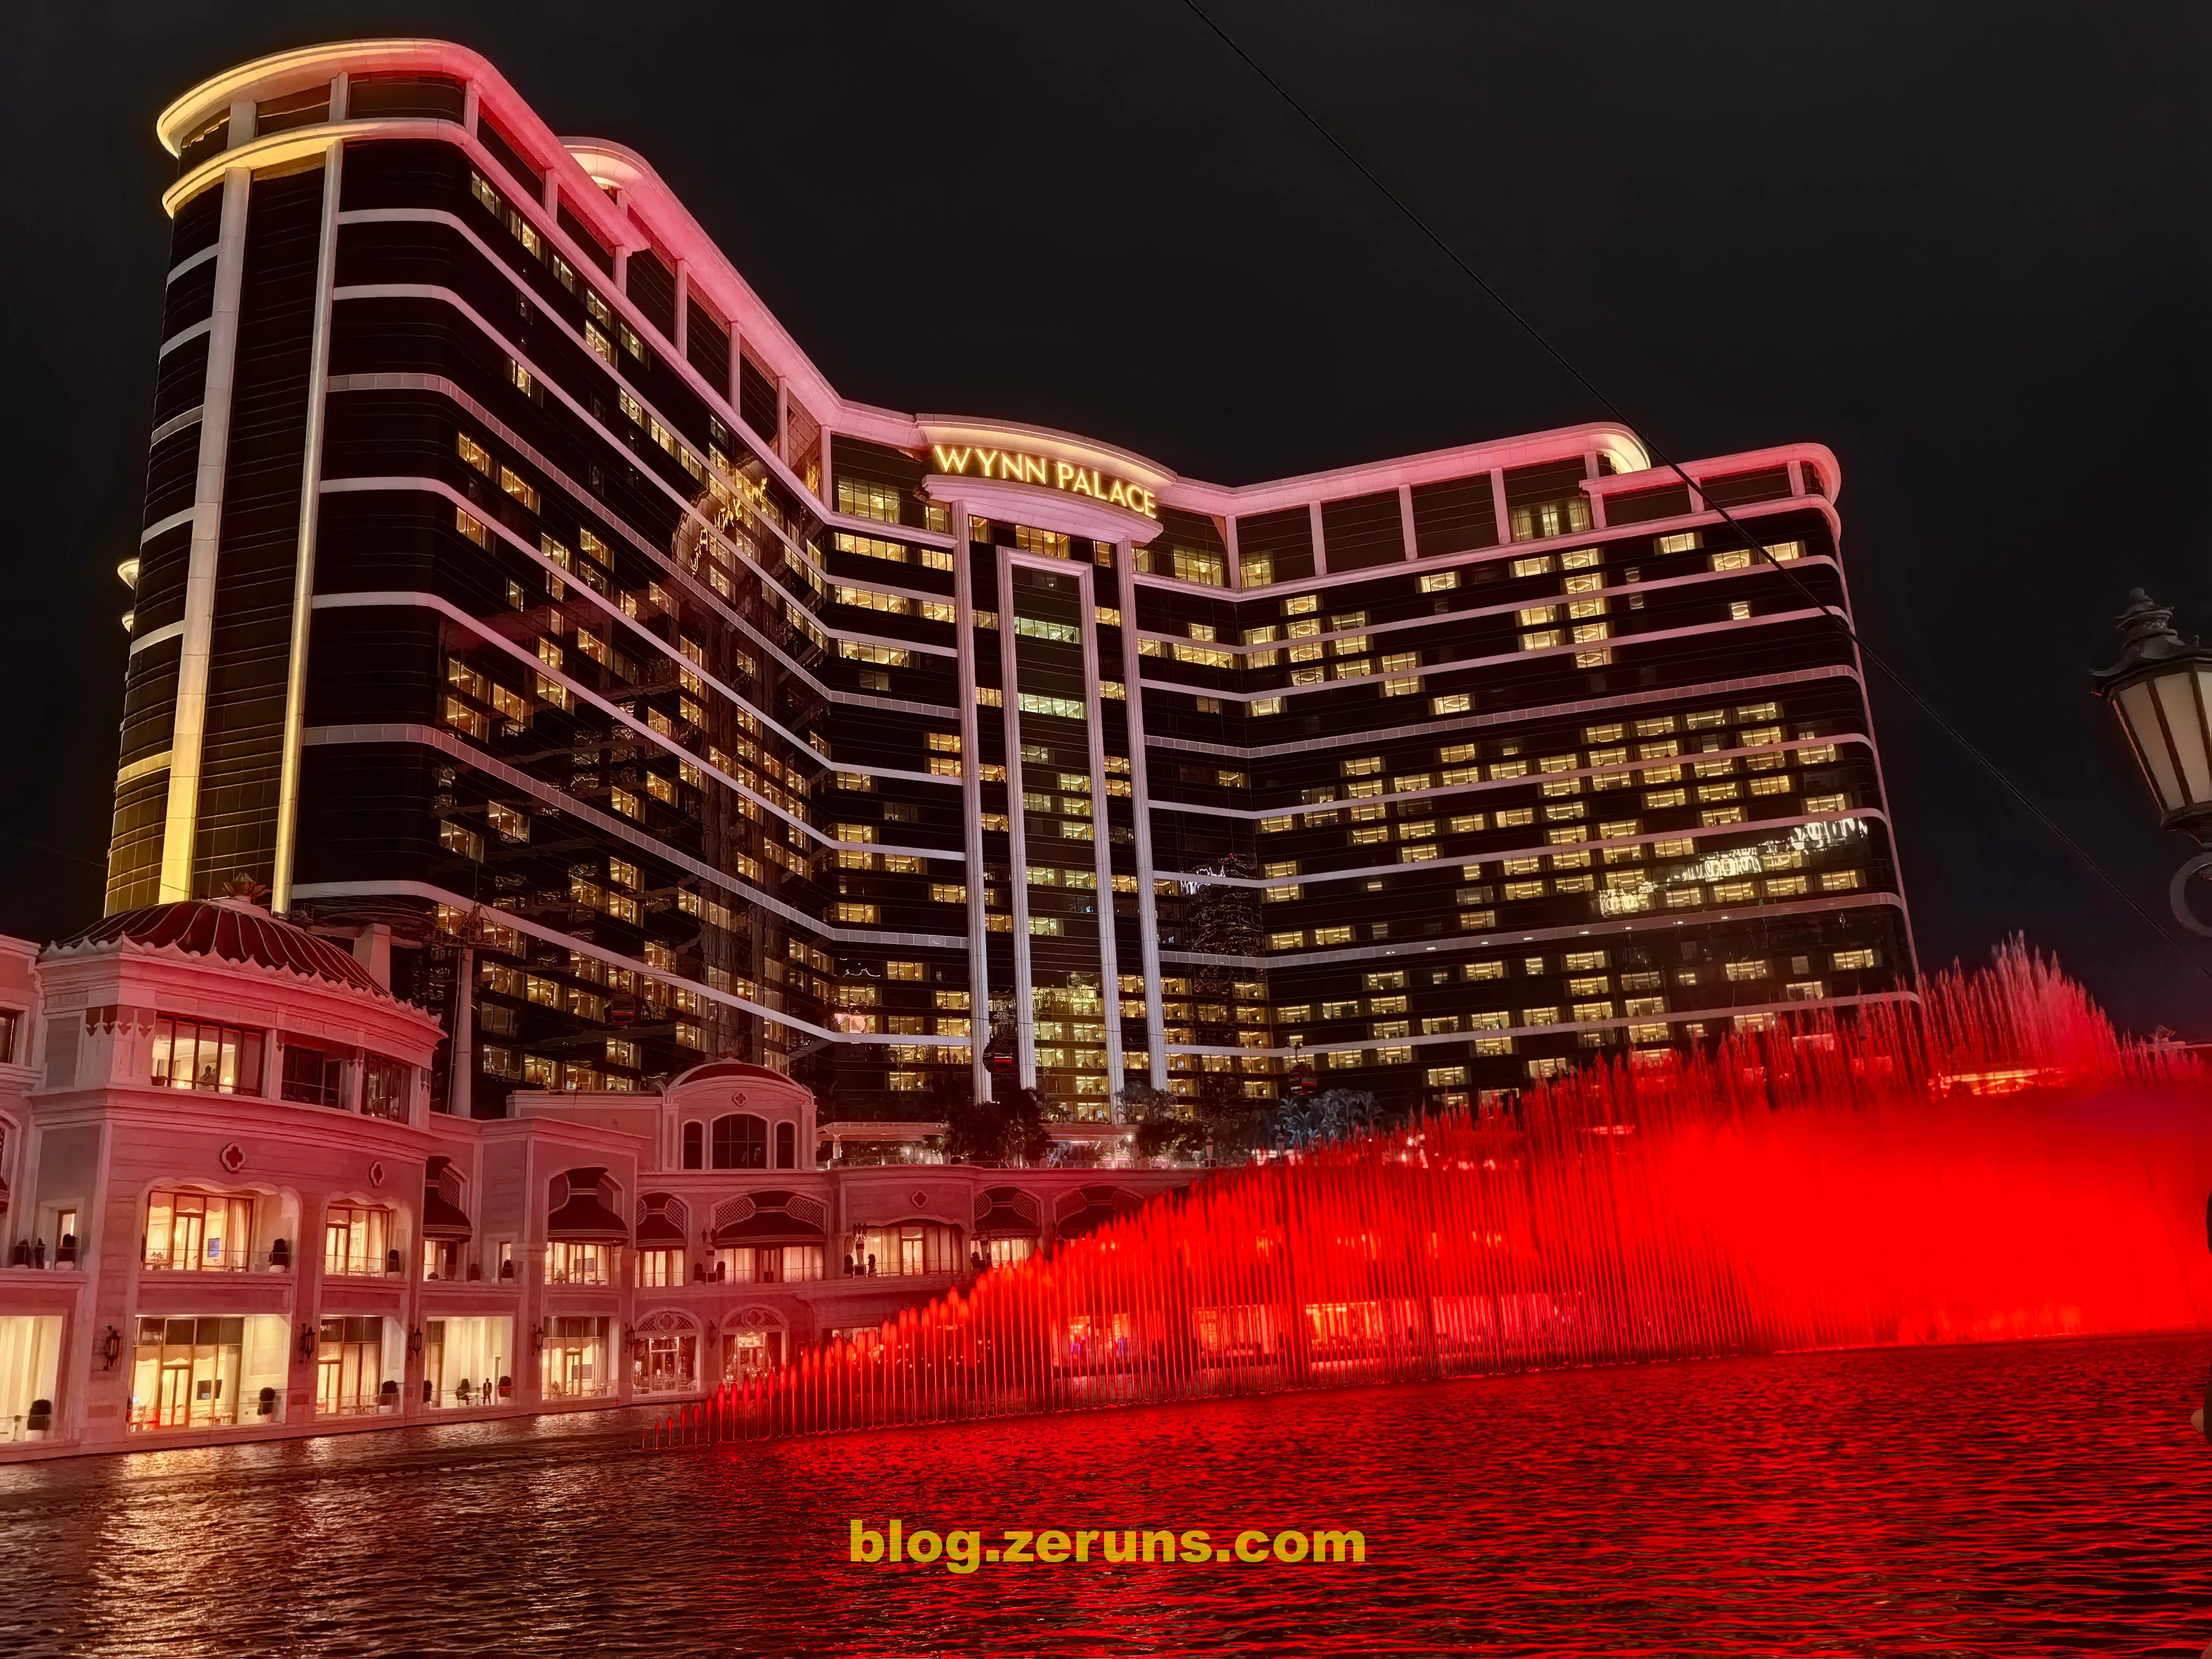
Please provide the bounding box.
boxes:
[670,1059,793,1088]
[47,899,387,997]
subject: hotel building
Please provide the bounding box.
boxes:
[107,40,1915,1127]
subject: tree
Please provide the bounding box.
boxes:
[1274,1087,1374,1152]
[939,1076,1051,1166]
[1120,1081,1207,1161]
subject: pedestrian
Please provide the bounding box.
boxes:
[866,1253,876,1276]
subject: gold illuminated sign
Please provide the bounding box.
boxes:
[929,445,1159,520]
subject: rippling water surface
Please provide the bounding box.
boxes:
[0,1334,2206,1656]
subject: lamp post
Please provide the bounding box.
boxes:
[2092,588,2212,934]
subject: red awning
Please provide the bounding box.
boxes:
[422,1190,472,1240]
[547,1192,630,1243]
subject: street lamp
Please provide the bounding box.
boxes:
[2092,588,2212,934]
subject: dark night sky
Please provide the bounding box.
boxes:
[4,3,2209,1030]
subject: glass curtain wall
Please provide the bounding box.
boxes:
[1003,559,1117,1117]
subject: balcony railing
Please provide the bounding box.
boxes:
[323,1253,404,1278]
[141,1247,288,1274]
[281,1078,341,1109]
[545,1264,610,1287]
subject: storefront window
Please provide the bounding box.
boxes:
[422,1316,511,1408]
[542,1316,608,1398]
[633,1333,697,1395]
[0,1316,62,1442]
[316,1317,389,1415]
[722,1327,781,1382]
[130,1317,242,1430]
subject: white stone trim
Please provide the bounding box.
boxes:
[159,166,252,902]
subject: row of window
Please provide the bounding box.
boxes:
[145,1017,411,1119]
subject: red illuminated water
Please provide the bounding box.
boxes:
[657,945,2212,1447]
[1,1335,2206,1655]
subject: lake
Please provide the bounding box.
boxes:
[0,1333,2205,1656]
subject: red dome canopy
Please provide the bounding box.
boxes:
[49,899,387,997]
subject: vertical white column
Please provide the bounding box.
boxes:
[1308,500,1328,577]
[950,502,991,1100]
[1488,471,1511,548]
[1398,483,1419,562]
[158,166,253,902]
[272,141,346,912]
[672,259,688,357]
[1115,539,1167,1092]
[995,557,1035,1089]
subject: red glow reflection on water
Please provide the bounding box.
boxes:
[655,945,2212,1447]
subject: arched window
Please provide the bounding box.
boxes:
[711,1114,767,1170]
[681,1122,703,1170]
[774,1121,795,1169]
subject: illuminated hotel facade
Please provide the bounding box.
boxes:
[109,40,1915,1125]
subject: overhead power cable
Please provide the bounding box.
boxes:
[1179,0,2209,980]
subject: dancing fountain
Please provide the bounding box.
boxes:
[647,944,2212,1447]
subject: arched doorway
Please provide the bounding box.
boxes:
[631,1310,700,1396]
[720,1307,788,1383]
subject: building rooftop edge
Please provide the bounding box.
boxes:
[155,45,1843,525]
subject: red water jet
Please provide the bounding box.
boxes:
[648,944,2212,1448]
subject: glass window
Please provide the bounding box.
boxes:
[546,1241,611,1286]
[316,1317,389,1416]
[322,1206,392,1277]
[280,1041,343,1107]
[541,1317,609,1399]
[634,1330,698,1396]
[361,1054,409,1121]
[846,1222,964,1278]
[711,1245,823,1284]
[130,1316,245,1431]
[711,1114,768,1169]
[422,1316,511,1409]
[143,1190,256,1273]
[151,1018,263,1095]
